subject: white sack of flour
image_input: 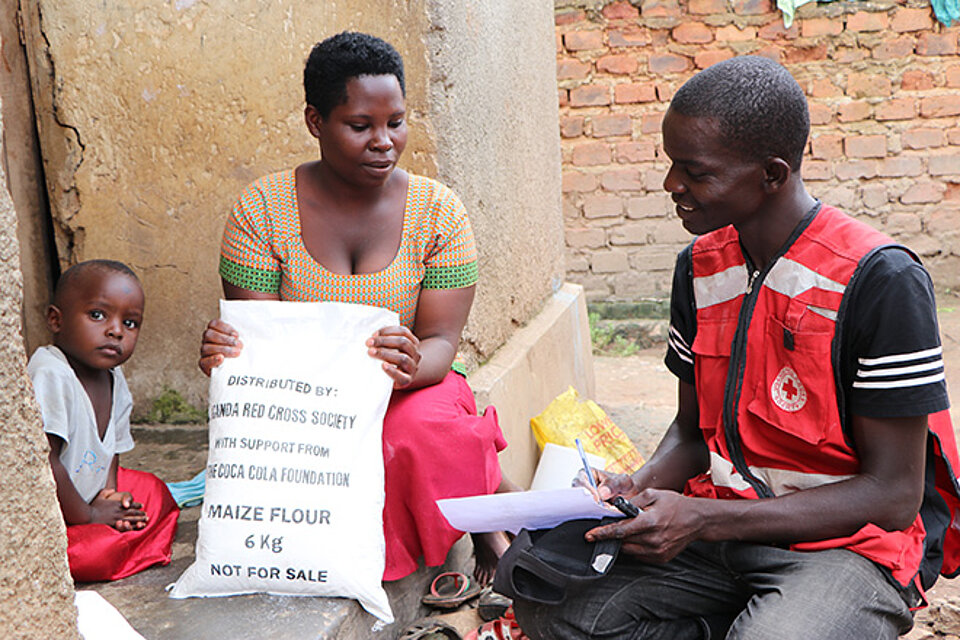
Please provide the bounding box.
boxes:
[170,300,396,622]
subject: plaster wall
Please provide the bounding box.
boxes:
[19,0,565,409]
[0,98,78,639]
[426,0,567,362]
[0,0,53,355]
[18,0,437,404]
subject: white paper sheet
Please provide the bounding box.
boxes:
[76,591,145,640]
[437,487,624,534]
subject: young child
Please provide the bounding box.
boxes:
[27,259,179,582]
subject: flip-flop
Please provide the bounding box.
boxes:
[477,587,512,622]
[463,609,527,640]
[422,571,483,609]
[398,616,463,640]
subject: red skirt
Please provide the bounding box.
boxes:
[382,371,507,581]
[67,466,179,582]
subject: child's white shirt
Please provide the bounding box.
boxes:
[27,345,135,503]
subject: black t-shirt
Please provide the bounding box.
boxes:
[665,241,950,420]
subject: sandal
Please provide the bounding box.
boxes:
[477,587,512,622]
[398,616,463,640]
[422,571,483,610]
[464,608,527,640]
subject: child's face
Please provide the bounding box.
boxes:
[48,269,144,373]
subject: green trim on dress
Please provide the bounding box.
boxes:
[219,256,282,293]
[423,261,478,290]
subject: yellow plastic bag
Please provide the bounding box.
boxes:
[530,386,644,475]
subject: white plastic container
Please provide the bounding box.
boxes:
[529,442,607,491]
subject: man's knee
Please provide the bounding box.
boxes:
[513,599,566,640]
[512,596,618,639]
[514,596,721,640]
[726,584,911,640]
[728,608,907,640]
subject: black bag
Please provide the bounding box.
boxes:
[493,518,621,605]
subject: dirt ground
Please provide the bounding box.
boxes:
[593,292,960,640]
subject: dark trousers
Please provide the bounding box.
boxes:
[513,540,914,640]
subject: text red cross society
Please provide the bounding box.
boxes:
[783,378,799,400]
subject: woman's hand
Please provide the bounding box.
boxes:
[199,318,243,376]
[366,325,422,389]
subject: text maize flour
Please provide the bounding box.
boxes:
[170,300,396,622]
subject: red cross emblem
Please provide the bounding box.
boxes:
[782,378,799,401]
[772,366,807,412]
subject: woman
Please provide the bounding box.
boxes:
[199,32,512,583]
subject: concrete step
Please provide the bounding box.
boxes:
[84,472,474,639]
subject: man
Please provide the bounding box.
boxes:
[514,56,959,640]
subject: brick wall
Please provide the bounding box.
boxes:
[556,0,960,301]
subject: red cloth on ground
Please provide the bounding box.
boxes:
[382,371,507,581]
[67,466,179,582]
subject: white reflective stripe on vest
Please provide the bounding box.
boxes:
[707,451,752,492]
[763,258,846,299]
[807,306,838,321]
[709,451,855,495]
[693,265,748,309]
[750,466,854,496]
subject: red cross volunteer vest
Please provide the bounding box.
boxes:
[685,204,960,592]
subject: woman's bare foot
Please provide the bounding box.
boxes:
[471,530,511,585]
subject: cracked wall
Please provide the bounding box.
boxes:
[1,0,55,357]
[18,0,564,405]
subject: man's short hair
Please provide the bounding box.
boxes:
[303,31,405,119]
[670,55,810,171]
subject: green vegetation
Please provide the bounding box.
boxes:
[588,299,670,321]
[587,299,670,357]
[589,312,662,357]
[137,387,206,424]
[589,312,637,356]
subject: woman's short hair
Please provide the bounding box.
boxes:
[303,32,405,119]
[670,55,810,171]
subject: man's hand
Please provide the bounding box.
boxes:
[585,489,703,563]
[583,411,930,564]
[574,468,640,502]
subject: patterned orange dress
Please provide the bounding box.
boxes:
[221,170,479,328]
[219,170,506,580]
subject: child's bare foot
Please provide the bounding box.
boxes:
[469,474,522,584]
[471,530,511,585]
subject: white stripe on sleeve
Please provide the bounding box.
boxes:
[854,346,945,390]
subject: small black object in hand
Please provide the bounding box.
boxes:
[609,495,640,518]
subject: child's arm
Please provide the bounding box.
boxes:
[105,453,118,490]
[46,435,147,530]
